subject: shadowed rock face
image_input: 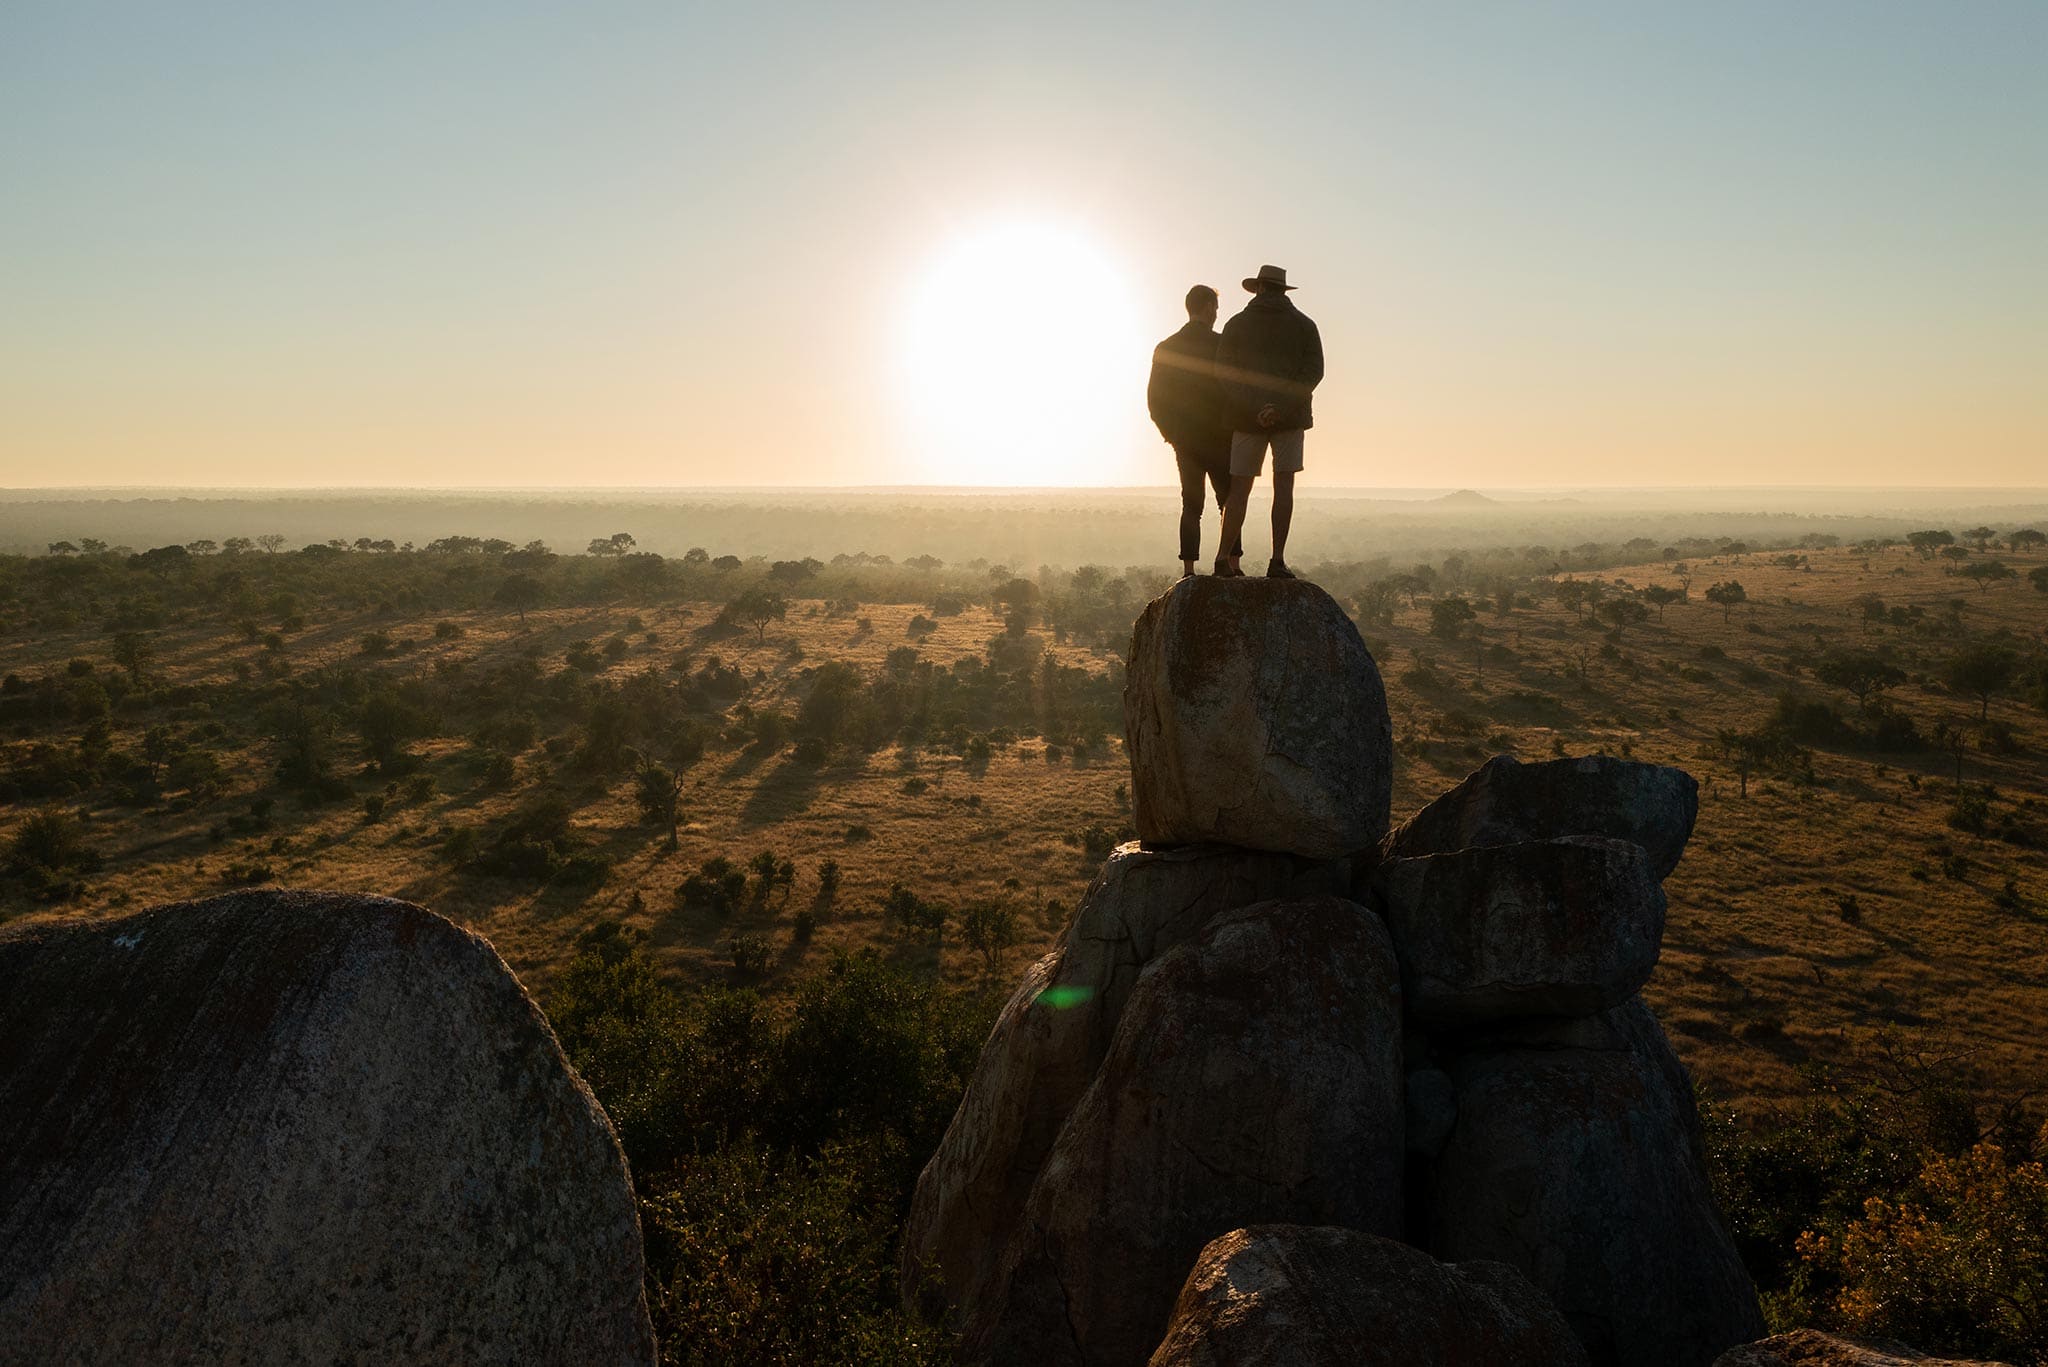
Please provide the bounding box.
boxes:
[0,891,655,1366]
[1123,578,1393,859]
[1712,1329,2015,1366]
[902,842,1348,1317]
[1419,999,1764,1367]
[1374,835,1666,1025]
[967,897,1404,1367]
[1148,1224,1590,1367]
[1380,754,1699,880]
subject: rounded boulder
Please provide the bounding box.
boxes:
[1123,578,1393,859]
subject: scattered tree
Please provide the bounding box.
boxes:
[1960,561,2016,591]
[1814,649,1907,712]
[634,764,684,849]
[728,587,789,643]
[1643,585,1685,621]
[494,574,544,623]
[1943,643,2018,722]
[1705,580,1747,622]
[1428,596,1477,640]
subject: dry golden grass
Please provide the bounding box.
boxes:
[4,544,2044,1111]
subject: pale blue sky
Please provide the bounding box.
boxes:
[4,2,2044,487]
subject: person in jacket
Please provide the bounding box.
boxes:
[1147,284,1241,578]
[1215,264,1324,579]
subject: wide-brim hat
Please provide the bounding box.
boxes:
[1242,264,1296,292]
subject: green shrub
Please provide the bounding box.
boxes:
[728,932,774,978]
[1797,1143,2048,1363]
[641,1143,952,1367]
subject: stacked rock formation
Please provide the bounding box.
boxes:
[0,889,655,1364]
[904,578,1767,1367]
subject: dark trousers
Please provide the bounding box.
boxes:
[1175,444,1241,562]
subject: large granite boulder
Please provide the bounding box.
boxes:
[903,842,1346,1315]
[1374,835,1665,1025]
[1382,754,1699,879]
[1148,1224,1589,1367]
[1123,578,1392,859]
[1713,1330,2013,1366]
[967,897,1405,1367]
[0,891,655,1365]
[1418,998,1763,1367]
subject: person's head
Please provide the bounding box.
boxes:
[1184,284,1218,327]
[1241,264,1297,297]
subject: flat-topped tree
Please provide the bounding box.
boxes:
[1704,580,1747,621]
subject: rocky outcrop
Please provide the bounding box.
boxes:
[902,841,1348,1314]
[1381,753,1699,879]
[965,898,1404,1367]
[910,582,1762,1367]
[1374,835,1665,1025]
[0,890,654,1366]
[1148,1225,1589,1367]
[1417,999,1764,1367]
[1713,1330,2014,1366]
[1123,578,1392,859]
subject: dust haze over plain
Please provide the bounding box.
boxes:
[4,487,2045,569]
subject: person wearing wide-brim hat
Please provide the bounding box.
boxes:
[1214,265,1323,579]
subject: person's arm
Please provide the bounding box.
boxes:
[1146,346,1175,441]
[1301,317,1325,392]
[1215,323,1259,423]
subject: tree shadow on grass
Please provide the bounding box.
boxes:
[739,757,826,827]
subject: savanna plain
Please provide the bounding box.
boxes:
[5,488,2047,1361]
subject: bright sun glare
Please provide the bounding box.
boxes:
[900,219,1143,486]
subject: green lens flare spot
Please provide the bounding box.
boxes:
[1036,985,1094,1010]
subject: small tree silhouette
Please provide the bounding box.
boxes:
[495,574,543,623]
[1704,581,1747,622]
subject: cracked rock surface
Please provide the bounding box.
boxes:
[1123,578,1392,859]
[1148,1224,1589,1367]
[965,897,1403,1367]
[1373,835,1665,1025]
[1381,753,1699,880]
[0,890,654,1366]
[903,842,1347,1317]
[1417,998,1764,1367]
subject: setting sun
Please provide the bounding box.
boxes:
[898,219,1146,486]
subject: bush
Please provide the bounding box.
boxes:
[1797,1144,2048,1363]
[959,898,1018,975]
[882,882,947,940]
[1948,789,1993,835]
[792,906,817,941]
[362,793,386,823]
[728,931,775,978]
[5,809,104,899]
[679,856,751,915]
[640,1143,951,1366]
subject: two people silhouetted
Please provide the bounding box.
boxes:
[1147,265,1324,580]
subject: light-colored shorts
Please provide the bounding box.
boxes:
[1229,428,1305,478]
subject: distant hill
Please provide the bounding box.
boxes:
[1431,489,1498,506]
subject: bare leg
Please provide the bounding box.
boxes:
[1217,476,1255,571]
[1271,469,1295,566]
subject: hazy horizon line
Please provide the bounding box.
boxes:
[7,482,2048,498]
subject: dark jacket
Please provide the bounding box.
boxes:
[1217,292,1324,432]
[1147,322,1230,455]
